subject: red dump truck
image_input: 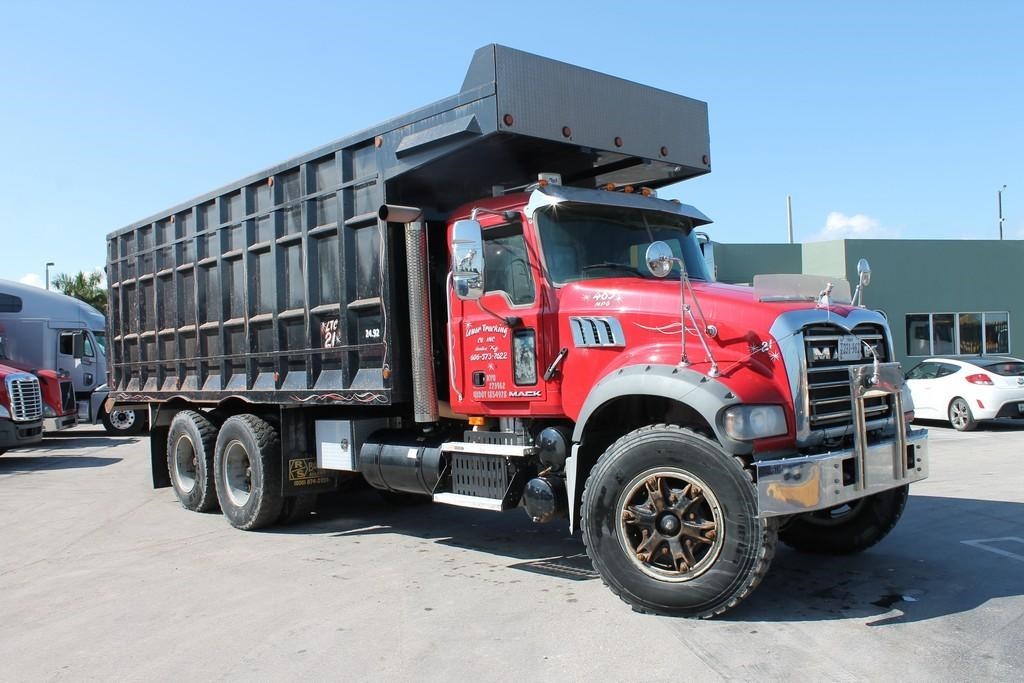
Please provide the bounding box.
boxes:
[106,45,928,617]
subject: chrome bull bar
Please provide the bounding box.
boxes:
[756,362,929,517]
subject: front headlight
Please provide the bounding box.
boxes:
[43,403,57,418]
[723,405,788,440]
[0,404,9,419]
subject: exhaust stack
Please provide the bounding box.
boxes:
[379,204,439,423]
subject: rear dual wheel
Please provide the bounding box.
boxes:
[214,415,284,531]
[167,412,314,527]
[166,410,218,512]
[581,425,776,618]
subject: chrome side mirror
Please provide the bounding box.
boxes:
[451,219,484,301]
[857,258,871,287]
[853,258,871,306]
[645,241,675,278]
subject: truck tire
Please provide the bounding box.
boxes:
[213,415,284,530]
[581,424,777,618]
[779,484,908,555]
[278,494,317,524]
[102,408,146,436]
[166,410,219,512]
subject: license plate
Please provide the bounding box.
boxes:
[838,335,863,361]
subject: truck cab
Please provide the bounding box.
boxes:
[0,331,76,432]
[0,340,43,455]
[0,279,133,433]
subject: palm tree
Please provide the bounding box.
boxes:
[53,271,107,315]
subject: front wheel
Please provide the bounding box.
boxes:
[948,397,977,432]
[102,408,146,435]
[581,425,776,618]
[779,485,908,554]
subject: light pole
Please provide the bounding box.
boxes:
[998,185,1007,240]
[45,262,54,290]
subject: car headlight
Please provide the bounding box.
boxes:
[723,405,788,440]
[43,404,56,418]
[0,405,9,419]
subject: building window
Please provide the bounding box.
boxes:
[905,312,1010,356]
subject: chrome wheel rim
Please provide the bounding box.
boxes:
[172,433,197,493]
[616,467,724,582]
[110,409,136,430]
[950,399,969,429]
[223,440,252,507]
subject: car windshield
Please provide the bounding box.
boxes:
[981,361,1024,376]
[534,203,710,285]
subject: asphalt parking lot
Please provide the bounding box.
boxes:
[1,422,1021,681]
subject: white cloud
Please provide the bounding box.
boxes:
[809,212,898,241]
[18,273,43,288]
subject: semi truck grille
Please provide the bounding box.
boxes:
[60,380,76,413]
[6,375,43,422]
[804,324,891,430]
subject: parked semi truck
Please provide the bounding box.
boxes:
[0,279,145,435]
[0,337,44,454]
[0,329,76,433]
[106,45,928,617]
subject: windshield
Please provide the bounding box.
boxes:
[93,332,107,355]
[0,335,6,360]
[534,203,710,285]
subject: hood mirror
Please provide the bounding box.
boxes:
[853,258,871,307]
[645,241,675,278]
[857,258,871,287]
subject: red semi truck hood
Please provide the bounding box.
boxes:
[555,278,861,432]
[0,359,73,418]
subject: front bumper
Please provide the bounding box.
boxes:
[756,428,928,517]
[43,414,78,432]
[756,361,929,517]
[0,418,44,451]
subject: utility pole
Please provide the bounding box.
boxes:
[998,185,1007,240]
[786,195,794,244]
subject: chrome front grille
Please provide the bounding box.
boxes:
[6,374,43,422]
[803,324,891,430]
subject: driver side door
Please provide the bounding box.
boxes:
[449,218,560,416]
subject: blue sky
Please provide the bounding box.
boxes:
[1,1,1021,287]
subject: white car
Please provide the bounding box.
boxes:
[905,356,1024,431]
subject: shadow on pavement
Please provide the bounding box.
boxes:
[40,436,141,450]
[282,489,1023,623]
[0,454,122,472]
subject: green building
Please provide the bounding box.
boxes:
[709,239,1021,368]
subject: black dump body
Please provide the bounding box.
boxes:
[105,44,710,408]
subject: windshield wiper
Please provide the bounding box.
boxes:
[581,262,644,278]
